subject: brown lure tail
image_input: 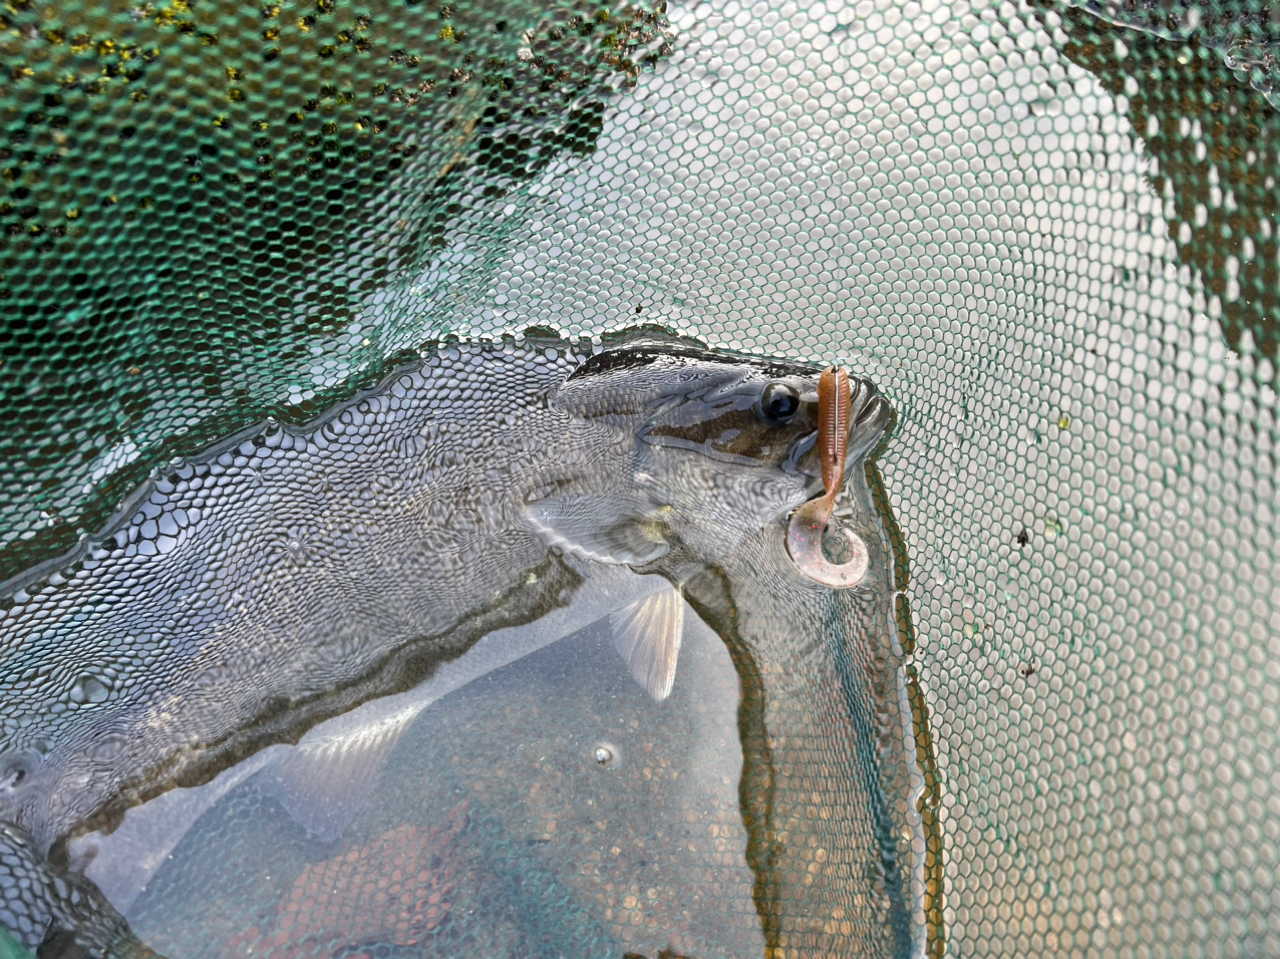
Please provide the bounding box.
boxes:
[786,365,869,588]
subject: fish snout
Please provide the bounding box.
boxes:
[794,373,887,488]
[845,376,893,461]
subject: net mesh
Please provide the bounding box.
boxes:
[2,0,1279,954]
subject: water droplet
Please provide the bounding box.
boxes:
[274,528,316,565]
[0,752,37,791]
[592,742,620,769]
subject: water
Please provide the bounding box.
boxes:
[121,609,766,958]
[1,338,923,958]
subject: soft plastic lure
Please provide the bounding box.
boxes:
[786,366,870,588]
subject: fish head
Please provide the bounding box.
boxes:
[544,345,892,570]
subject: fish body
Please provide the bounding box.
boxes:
[0,333,917,957]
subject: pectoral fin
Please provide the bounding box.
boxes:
[256,708,418,842]
[527,495,669,566]
[610,586,684,701]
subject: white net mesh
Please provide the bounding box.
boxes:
[430,0,1280,953]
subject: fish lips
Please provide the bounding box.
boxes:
[794,376,894,493]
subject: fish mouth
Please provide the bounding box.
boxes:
[794,374,891,494]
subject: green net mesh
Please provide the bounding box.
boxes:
[3,0,1279,954]
[0,0,674,575]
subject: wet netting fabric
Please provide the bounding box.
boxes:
[1,0,1279,955]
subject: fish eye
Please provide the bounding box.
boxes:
[758,382,801,425]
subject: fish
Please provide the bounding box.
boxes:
[0,331,919,957]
